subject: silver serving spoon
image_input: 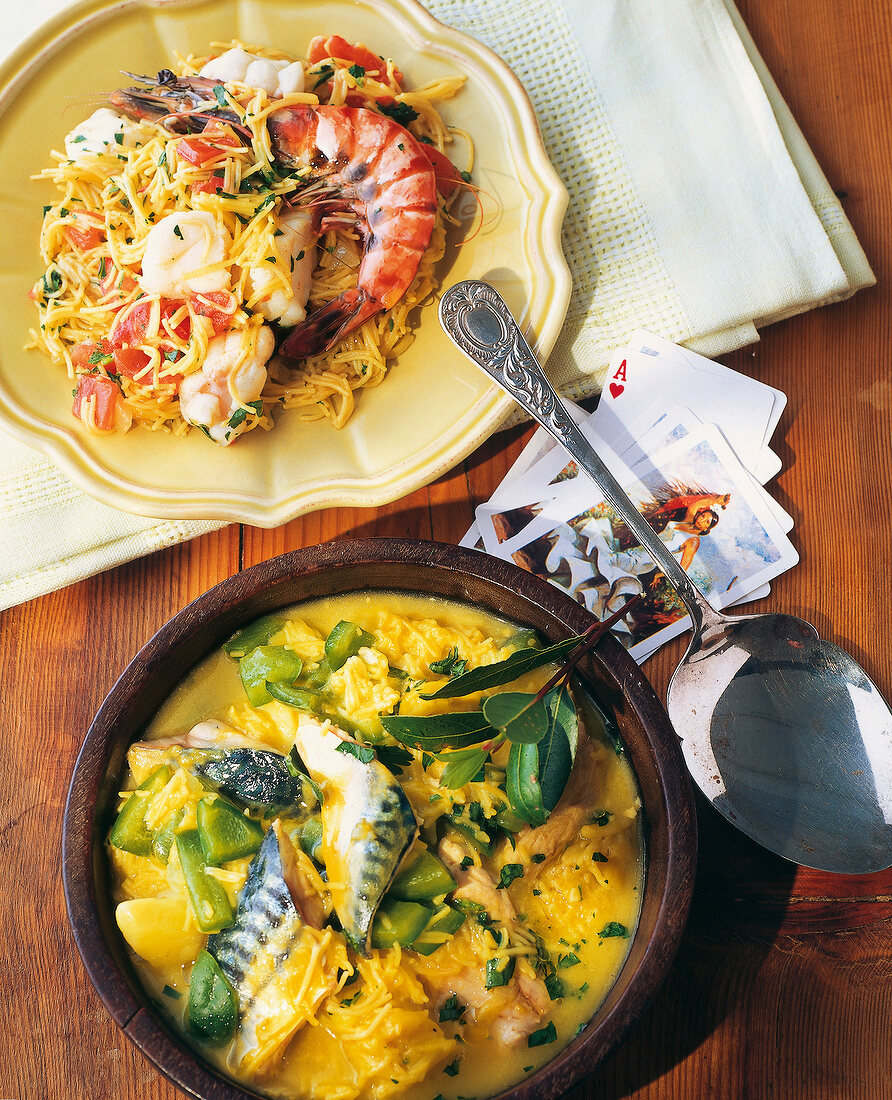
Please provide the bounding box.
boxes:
[440,280,892,873]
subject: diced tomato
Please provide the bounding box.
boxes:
[307,35,404,86]
[176,122,242,167]
[72,374,120,431]
[98,259,139,303]
[64,211,105,252]
[192,172,225,195]
[112,346,151,379]
[109,300,152,346]
[110,299,190,345]
[420,145,464,199]
[65,224,104,251]
[70,339,114,371]
[189,289,236,336]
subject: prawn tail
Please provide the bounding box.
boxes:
[278,289,380,359]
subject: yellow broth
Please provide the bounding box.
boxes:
[107,592,643,1100]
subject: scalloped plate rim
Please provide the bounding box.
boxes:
[0,0,571,527]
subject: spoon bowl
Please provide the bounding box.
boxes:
[440,280,892,873]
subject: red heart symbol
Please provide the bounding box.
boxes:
[609,382,624,399]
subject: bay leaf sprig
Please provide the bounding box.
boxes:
[380,595,642,816]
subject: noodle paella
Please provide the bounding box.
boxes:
[28,37,469,444]
[107,592,643,1100]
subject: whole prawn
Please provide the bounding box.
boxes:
[111,74,438,358]
[269,105,438,358]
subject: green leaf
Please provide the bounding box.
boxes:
[537,707,574,815]
[483,692,549,745]
[420,635,584,699]
[335,741,375,764]
[375,744,413,773]
[544,681,579,762]
[505,696,574,826]
[380,711,495,752]
[557,952,581,969]
[440,748,489,789]
[506,741,546,826]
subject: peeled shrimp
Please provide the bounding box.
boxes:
[139,211,231,298]
[269,106,437,357]
[199,47,305,98]
[179,326,275,445]
[64,107,153,164]
[246,208,317,327]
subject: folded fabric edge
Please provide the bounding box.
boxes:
[720,0,875,293]
[0,518,226,612]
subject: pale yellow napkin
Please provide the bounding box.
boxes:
[0,0,874,611]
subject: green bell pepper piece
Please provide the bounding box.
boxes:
[108,765,172,856]
[370,898,433,950]
[187,949,238,1045]
[238,645,304,706]
[175,830,233,933]
[299,817,324,862]
[266,682,326,712]
[197,797,264,865]
[223,614,284,658]
[389,849,456,901]
[324,621,375,671]
[411,902,466,955]
[444,807,492,857]
[151,807,184,863]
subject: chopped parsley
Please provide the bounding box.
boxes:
[212,84,229,108]
[527,1022,557,1048]
[438,995,465,1022]
[378,101,419,127]
[497,863,524,890]
[599,922,629,939]
[443,1060,461,1077]
[544,973,565,1000]
[484,956,515,989]
[591,810,612,826]
[172,223,184,240]
[348,63,366,83]
[557,952,581,969]
[312,64,335,89]
[335,741,375,764]
[227,399,263,429]
[429,646,468,678]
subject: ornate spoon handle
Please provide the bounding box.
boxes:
[439,280,716,632]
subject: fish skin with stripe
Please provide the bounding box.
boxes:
[207,822,319,1070]
[293,713,419,953]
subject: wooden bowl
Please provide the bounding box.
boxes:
[63,538,697,1100]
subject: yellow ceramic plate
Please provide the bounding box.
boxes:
[0,0,570,527]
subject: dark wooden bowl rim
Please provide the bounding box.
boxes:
[62,537,697,1100]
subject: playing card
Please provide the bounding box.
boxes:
[601,333,784,477]
[484,422,798,662]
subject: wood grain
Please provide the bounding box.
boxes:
[2,0,891,1097]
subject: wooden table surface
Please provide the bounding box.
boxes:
[3,0,891,1097]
